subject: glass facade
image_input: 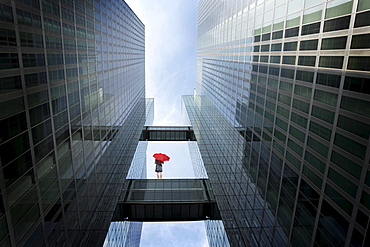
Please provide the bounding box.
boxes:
[0,0,148,246]
[185,0,370,246]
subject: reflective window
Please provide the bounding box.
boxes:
[347,56,370,71]
[300,39,318,50]
[321,36,347,50]
[316,73,341,88]
[337,115,370,139]
[319,56,344,69]
[351,34,370,49]
[285,27,299,37]
[312,105,335,124]
[331,151,362,179]
[354,10,370,27]
[344,76,370,94]
[323,16,350,32]
[282,56,296,65]
[334,133,366,159]
[284,41,297,51]
[314,90,338,106]
[272,30,283,39]
[271,43,282,51]
[298,56,316,66]
[302,22,320,35]
[296,70,314,82]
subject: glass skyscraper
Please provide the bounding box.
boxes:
[0,0,149,246]
[183,0,370,246]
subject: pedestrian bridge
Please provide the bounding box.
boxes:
[112,179,221,222]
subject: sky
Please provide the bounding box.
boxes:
[125,0,198,126]
[122,1,207,246]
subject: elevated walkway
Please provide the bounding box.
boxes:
[139,126,196,141]
[112,179,220,221]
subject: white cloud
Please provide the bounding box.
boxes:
[125,0,197,126]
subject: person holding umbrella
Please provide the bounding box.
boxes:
[153,153,170,179]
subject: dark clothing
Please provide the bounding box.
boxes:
[155,164,163,172]
[155,159,163,172]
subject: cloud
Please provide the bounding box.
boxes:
[125,0,197,126]
[141,222,208,247]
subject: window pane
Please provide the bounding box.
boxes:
[323,16,350,32]
[347,56,370,71]
[319,56,344,69]
[321,36,347,50]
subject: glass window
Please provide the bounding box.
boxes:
[289,125,305,142]
[300,39,318,50]
[282,56,296,65]
[277,105,290,119]
[337,115,370,139]
[316,73,341,88]
[25,72,47,88]
[334,133,367,160]
[321,36,347,50]
[302,22,320,35]
[285,27,299,38]
[269,67,280,76]
[351,34,370,49]
[303,166,322,188]
[347,56,370,71]
[0,53,19,70]
[0,3,13,22]
[344,76,370,94]
[280,81,293,92]
[260,56,268,62]
[0,97,24,120]
[298,56,316,66]
[354,10,370,27]
[296,70,314,82]
[0,75,21,94]
[307,136,328,157]
[0,28,16,46]
[23,54,45,67]
[325,0,353,19]
[271,43,282,51]
[294,85,312,98]
[340,96,370,117]
[309,121,332,141]
[288,138,303,156]
[319,56,344,69]
[331,151,362,179]
[261,45,269,52]
[19,32,43,47]
[324,185,353,216]
[293,99,310,113]
[303,5,323,24]
[305,151,325,173]
[358,0,370,11]
[314,90,338,106]
[278,94,291,106]
[286,13,300,28]
[284,41,298,51]
[323,15,350,32]
[254,35,261,42]
[281,68,295,79]
[270,56,280,64]
[312,105,335,124]
[262,33,270,41]
[272,30,283,39]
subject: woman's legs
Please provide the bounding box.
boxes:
[156,172,163,179]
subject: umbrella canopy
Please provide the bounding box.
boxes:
[153,153,170,162]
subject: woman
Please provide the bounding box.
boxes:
[154,159,164,179]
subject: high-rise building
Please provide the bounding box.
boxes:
[183,0,370,246]
[0,0,149,246]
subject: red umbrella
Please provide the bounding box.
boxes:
[153,153,170,162]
